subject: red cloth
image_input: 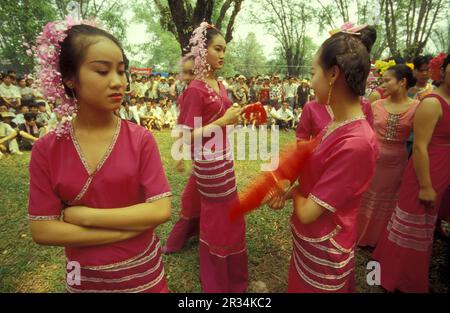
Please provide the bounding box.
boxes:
[28,120,171,292]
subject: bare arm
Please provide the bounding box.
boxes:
[29,220,142,247]
[412,99,441,188]
[292,187,326,224]
[63,197,172,232]
[0,130,18,145]
[19,130,38,142]
[368,90,381,104]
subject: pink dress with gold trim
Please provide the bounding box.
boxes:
[28,119,171,293]
[289,117,379,292]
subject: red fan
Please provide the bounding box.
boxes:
[243,102,267,125]
[229,137,321,222]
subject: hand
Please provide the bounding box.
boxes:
[174,159,185,173]
[219,106,243,126]
[267,194,286,210]
[63,206,89,226]
[418,186,437,210]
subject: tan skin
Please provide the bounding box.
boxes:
[267,52,364,225]
[376,70,415,114]
[29,37,171,247]
[413,63,450,210]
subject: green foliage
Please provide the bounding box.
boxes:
[0,0,57,73]
[129,1,181,71]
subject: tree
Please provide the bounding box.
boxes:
[0,0,57,73]
[219,32,267,77]
[431,21,450,53]
[152,0,244,53]
[249,0,315,76]
[316,0,388,60]
[383,0,445,60]
[129,1,181,72]
[51,0,129,42]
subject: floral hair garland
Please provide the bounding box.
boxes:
[374,59,414,76]
[429,52,447,82]
[184,22,221,102]
[31,16,100,138]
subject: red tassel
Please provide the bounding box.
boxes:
[229,137,320,222]
[243,102,267,125]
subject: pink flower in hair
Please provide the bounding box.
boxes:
[32,16,102,138]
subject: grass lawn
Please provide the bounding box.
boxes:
[0,128,448,292]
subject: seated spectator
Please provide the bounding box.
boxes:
[36,101,51,126]
[0,112,22,157]
[17,112,42,150]
[17,77,35,105]
[0,103,8,113]
[158,77,170,100]
[264,103,279,130]
[119,100,138,124]
[139,99,155,130]
[12,104,29,126]
[292,107,303,128]
[151,102,164,130]
[0,74,21,110]
[162,105,175,129]
[275,101,294,130]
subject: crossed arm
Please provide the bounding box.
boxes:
[29,197,171,248]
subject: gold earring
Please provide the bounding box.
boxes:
[327,83,333,106]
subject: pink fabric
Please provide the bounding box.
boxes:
[357,99,418,247]
[199,242,248,293]
[28,120,171,292]
[296,98,374,140]
[373,94,450,292]
[164,175,201,252]
[177,79,248,291]
[290,119,379,292]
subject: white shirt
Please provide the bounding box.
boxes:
[0,122,15,137]
[283,83,297,98]
[276,108,294,120]
[0,83,21,99]
[152,106,164,119]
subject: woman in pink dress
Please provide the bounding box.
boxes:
[28,23,172,292]
[357,64,419,248]
[172,23,247,292]
[296,97,373,140]
[268,25,379,292]
[163,56,201,254]
[373,53,450,292]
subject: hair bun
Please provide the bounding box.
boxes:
[358,26,377,53]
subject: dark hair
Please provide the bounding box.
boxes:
[24,112,36,122]
[443,53,450,71]
[205,26,223,47]
[37,101,46,107]
[386,64,417,89]
[59,24,129,99]
[388,56,406,64]
[413,55,432,69]
[319,26,377,96]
